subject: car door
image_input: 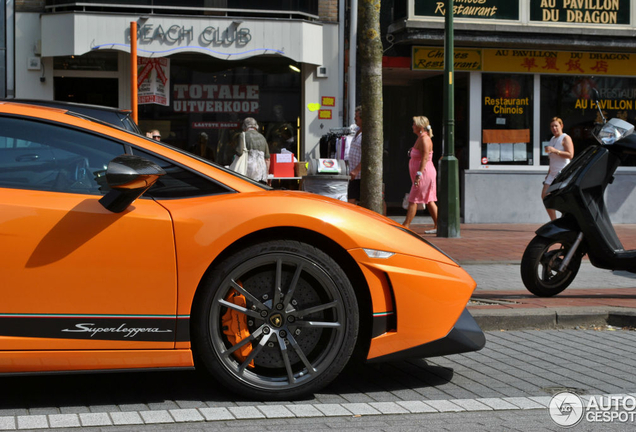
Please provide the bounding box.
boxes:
[0,115,178,350]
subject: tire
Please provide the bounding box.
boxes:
[192,240,359,400]
[520,236,583,297]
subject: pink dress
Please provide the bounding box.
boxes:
[408,147,437,204]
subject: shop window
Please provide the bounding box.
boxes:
[481,74,534,165]
[53,52,118,72]
[138,55,301,167]
[540,76,636,167]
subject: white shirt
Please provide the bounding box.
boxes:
[548,133,571,176]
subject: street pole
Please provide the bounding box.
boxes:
[130,21,138,124]
[438,0,460,238]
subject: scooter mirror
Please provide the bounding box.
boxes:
[591,88,606,125]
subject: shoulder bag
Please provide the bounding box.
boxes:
[229,132,248,176]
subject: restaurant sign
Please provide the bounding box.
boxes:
[482,49,636,76]
[415,0,519,21]
[412,47,482,71]
[530,0,629,25]
[412,47,636,76]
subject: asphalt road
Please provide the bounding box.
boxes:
[2,329,636,431]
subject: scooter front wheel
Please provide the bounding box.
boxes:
[520,236,583,297]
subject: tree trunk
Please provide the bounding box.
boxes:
[358,0,384,214]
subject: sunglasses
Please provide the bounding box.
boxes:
[153,135,161,138]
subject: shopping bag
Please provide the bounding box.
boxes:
[402,193,410,210]
[402,192,424,210]
[229,132,248,175]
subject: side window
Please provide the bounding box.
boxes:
[0,116,125,195]
[131,148,232,198]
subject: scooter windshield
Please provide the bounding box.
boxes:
[551,145,599,189]
[595,118,634,145]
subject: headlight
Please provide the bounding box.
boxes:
[363,248,395,259]
[596,118,635,145]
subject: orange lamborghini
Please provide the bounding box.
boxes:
[0,102,485,400]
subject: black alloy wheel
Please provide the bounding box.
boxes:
[192,240,359,400]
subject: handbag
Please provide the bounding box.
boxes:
[402,192,424,210]
[229,132,248,176]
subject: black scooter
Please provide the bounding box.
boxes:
[521,90,636,297]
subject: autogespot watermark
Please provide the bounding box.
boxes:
[549,392,636,427]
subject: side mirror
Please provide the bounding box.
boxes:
[98,154,166,213]
[591,87,600,102]
[591,88,606,125]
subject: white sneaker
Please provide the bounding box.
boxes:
[425,229,437,234]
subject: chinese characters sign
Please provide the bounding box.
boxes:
[412,47,636,76]
[482,49,636,76]
[530,0,629,25]
[415,0,519,20]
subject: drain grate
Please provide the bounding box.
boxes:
[542,386,587,395]
[469,297,520,306]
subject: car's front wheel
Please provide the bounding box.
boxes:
[192,240,359,400]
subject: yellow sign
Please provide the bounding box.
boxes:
[321,96,335,107]
[318,109,332,119]
[482,49,636,76]
[412,47,482,71]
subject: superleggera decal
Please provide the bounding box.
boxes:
[0,316,190,342]
[61,323,173,338]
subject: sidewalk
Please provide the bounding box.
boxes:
[409,223,636,330]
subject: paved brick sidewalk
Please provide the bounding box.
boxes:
[471,288,636,310]
[412,223,636,263]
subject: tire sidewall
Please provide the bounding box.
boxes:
[191,240,359,400]
[521,236,582,297]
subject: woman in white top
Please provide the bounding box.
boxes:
[543,116,574,220]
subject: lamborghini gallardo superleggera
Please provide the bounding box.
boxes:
[0,102,484,400]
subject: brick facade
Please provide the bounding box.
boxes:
[15,0,46,12]
[318,0,338,23]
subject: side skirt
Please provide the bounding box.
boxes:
[0,349,194,374]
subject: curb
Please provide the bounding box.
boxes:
[0,395,555,430]
[471,308,636,331]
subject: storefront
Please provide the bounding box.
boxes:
[383,0,636,223]
[14,4,343,168]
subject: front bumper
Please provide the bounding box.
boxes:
[367,308,486,363]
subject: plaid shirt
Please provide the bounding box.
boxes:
[348,132,362,179]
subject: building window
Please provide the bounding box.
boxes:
[53,52,118,71]
[540,75,636,166]
[138,54,301,166]
[481,73,534,166]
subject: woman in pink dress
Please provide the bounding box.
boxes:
[403,116,438,233]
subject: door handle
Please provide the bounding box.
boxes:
[15,154,40,162]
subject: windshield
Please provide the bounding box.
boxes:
[552,145,599,185]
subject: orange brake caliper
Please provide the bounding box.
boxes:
[221,288,255,368]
